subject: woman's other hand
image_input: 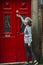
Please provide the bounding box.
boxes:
[28,43,31,47]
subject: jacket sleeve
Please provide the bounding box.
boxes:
[20,17,25,23]
[27,27,32,43]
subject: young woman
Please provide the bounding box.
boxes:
[16,14,38,65]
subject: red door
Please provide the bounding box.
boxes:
[0,1,17,63]
[16,0,31,62]
[0,0,31,63]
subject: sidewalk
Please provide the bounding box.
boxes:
[0,64,43,65]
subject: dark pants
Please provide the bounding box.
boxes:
[25,44,36,62]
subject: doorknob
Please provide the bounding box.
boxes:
[16,10,19,13]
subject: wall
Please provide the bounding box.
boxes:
[32,0,41,62]
[39,6,43,63]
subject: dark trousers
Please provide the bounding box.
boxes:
[25,44,36,62]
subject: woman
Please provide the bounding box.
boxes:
[16,14,38,65]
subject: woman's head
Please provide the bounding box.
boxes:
[24,17,32,26]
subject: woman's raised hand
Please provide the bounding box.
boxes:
[16,14,22,18]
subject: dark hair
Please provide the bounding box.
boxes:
[28,21,32,26]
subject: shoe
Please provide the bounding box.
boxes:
[29,61,32,63]
[29,61,33,65]
[33,60,38,65]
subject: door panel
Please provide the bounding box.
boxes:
[16,0,31,17]
[0,37,16,63]
[16,0,31,61]
[0,1,17,62]
[17,34,27,62]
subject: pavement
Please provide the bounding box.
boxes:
[0,64,43,65]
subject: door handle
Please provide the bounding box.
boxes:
[16,10,19,13]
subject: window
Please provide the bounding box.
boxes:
[4,14,10,32]
[20,14,26,32]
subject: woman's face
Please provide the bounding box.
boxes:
[24,21,28,25]
[24,21,32,26]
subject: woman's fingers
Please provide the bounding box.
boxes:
[16,14,21,18]
[28,43,31,46]
[16,14,19,17]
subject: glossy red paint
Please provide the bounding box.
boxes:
[0,0,31,63]
[0,37,16,63]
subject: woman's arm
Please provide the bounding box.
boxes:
[16,14,25,23]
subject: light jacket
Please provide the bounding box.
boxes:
[21,17,32,44]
